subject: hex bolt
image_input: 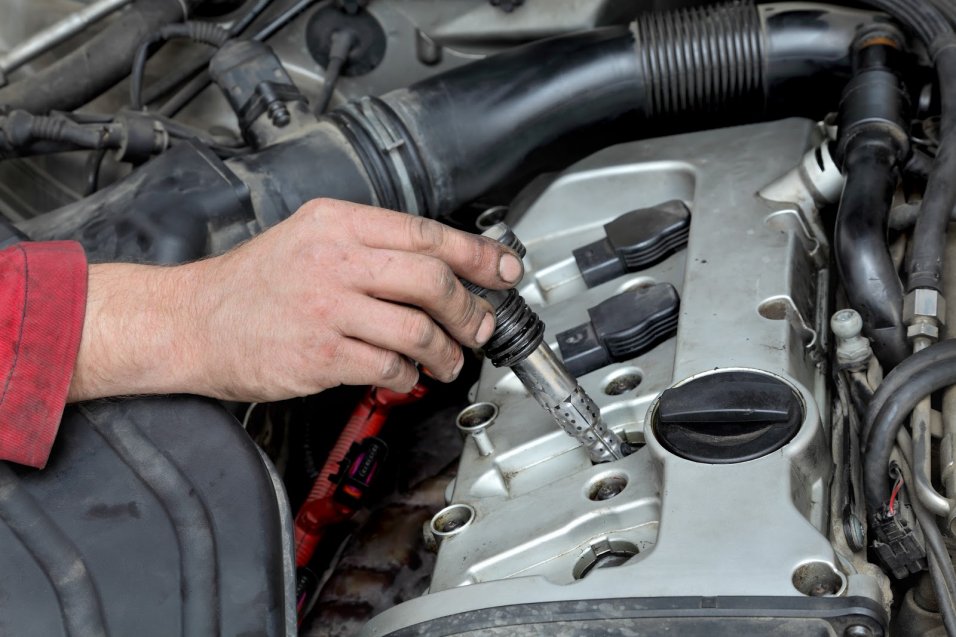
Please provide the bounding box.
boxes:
[456,402,498,457]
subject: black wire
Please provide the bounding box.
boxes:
[863,340,956,512]
[158,0,331,117]
[129,23,232,112]
[84,149,108,195]
[314,29,356,115]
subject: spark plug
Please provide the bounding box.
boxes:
[464,223,627,463]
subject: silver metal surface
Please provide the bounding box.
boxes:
[909,332,954,520]
[363,119,887,636]
[0,0,132,81]
[511,346,623,463]
[943,227,956,533]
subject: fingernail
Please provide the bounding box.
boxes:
[451,354,465,379]
[499,253,523,284]
[475,312,495,345]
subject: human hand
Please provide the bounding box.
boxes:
[68,199,524,402]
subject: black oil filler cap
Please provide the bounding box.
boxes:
[653,371,803,463]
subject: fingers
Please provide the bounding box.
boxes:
[338,294,465,382]
[325,200,524,289]
[361,249,496,348]
[331,336,420,393]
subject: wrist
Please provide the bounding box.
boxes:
[69,261,208,401]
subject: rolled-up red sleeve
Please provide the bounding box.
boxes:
[0,241,87,468]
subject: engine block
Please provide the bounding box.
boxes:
[364,118,889,636]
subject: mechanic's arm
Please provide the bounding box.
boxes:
[67,199,523,402]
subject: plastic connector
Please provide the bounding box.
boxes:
[871,509,927,580]
[557,283,680,377]
[573,200,690,288]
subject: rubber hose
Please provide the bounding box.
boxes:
[863,340,956,512]
[0,0,202,114]
[22,3,884,260]
[375,2,879,216]
[908,46,956,291]
[834,138,909,368]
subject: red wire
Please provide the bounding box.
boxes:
[888,476,904,515]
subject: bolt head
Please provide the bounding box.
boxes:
[831,309,863,339]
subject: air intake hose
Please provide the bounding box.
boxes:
[21,2,883,262]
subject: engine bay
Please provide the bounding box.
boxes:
[1,0,956,635]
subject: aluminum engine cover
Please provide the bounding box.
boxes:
[363,118,887,636]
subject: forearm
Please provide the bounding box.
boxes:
[68,262,206,401]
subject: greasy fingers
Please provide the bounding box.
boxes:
[178,198,526,403]
[319,199,524,288]
[359,250,496,348]
[332,338,420,393]
[339,295,464,382]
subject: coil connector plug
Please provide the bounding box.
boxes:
[463,223,627,463]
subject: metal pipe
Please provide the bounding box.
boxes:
[910,335,955,518]
[0,0,133,85]
[941,226,956,531]
[466,224,626,464]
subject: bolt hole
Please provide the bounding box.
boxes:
[587,473,628,501]
[476,206,508,231]
[456,402,498,432]
[603,368,643,396]
[431,503,476,537]
[792,561,845,597]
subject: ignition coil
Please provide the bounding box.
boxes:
[463,223,629,463]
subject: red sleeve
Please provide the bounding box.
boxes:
[0,241,87,468]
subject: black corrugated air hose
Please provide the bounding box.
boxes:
[20,2,886,264]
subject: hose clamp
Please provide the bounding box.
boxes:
[354,97,420,216]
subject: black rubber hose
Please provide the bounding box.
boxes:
[908,46,956,291]
[0,0,201,115]
[377,2,880,216]
[863,339,956,512]
[854,0,956,293]
[832,36,911,369]
[22,2,885,258]
[834,138,909,368]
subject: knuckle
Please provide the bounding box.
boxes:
[470,237,497,273]
[430,262,458,301]
[403,312,437,349]
[379,351,406,381]
[407,216,445,253]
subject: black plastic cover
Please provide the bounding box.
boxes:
[0,396,291,637]
[653,371,803,464]
[557,283,679,377]
[573,200,690,288]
